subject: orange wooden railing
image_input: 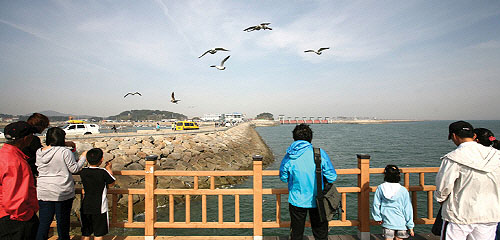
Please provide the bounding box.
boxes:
[52,154,439,240]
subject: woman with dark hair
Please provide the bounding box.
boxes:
[473,128,500,240]
[372,165,414,240]
[23,113,50,178]
[35,127,86,240]
[474,128,500,150]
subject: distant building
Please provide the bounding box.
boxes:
[224,112,244,123]
[202,114,223,122]
[161,119,177,122]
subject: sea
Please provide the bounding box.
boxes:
[115,120,500,237]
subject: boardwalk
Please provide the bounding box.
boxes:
[49,234,439,239]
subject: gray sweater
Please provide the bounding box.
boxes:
[36,146,86,201]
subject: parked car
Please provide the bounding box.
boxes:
[175,121,199,131]
[61,123,100,135]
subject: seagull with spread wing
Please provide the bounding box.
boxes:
[171,92,180,104]
[210,55,230,70]
[304,47,330,55]
[243,23,272,32]
[124,92,142,98]
[198,48,230,58]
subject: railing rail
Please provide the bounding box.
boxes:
[54,154,439,240]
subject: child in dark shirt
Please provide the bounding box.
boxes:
[80,148,115,240]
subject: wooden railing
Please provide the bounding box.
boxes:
[55,154,439,240]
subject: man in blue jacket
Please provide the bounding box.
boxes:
[279,124,337,240]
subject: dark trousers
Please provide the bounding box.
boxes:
[0,214,39,240]
[36,198,74,240]
[289,203,329,240]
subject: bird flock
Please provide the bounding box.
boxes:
[199,22,330,71]
[124,91,180,104]
[124,22,330,105]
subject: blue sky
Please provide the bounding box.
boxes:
[1,1,499,120]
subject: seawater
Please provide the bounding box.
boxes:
[120,120,500,237]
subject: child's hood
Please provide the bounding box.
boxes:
[379,182,404,200]
[36,146,68,164]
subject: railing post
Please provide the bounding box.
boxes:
[145,155,158,240]
[357,154,371,240]
[253,155,263,240]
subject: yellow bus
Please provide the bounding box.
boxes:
[175,121,199,130]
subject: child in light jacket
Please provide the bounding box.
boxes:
[372,165,414,240]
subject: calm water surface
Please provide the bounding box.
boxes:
[121,120,500,236]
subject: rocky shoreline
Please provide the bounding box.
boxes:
[70,122,274,217]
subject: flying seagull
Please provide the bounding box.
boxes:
[243,23,272,32]
[124,92,142,98]
[171,92,180,104]
[304,47,330,55]
[210,55,230,70]
[198,48,230,58]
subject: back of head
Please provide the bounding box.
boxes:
[292,124,313,143]
[384,165,401,183]
[86,148,104,165]
[474,128,500,150]
[45,127,66,146]
[4,121,35,147]
[27,113,49,134]
[448,120,474,140]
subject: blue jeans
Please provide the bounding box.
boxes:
[36,198,73,240]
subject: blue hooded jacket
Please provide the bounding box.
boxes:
[279,140,337,208]
[372,182,414,230]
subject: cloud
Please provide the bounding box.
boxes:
[0,19,54,43]
[469,40,500,49]
[257,1,500,62]
[0,18,113,72]
[153,0,196,55]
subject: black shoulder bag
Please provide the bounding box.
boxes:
[431,206,443,235]
[314,148,342,222]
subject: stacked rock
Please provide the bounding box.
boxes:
[71,122,273,216]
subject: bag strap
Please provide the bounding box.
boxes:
[314,147,328,222]
[314,148,323,199]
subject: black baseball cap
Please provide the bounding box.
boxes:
[4,121,35,140]
[448,121,474,140]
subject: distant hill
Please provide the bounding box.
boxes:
[1,109,187,122]
[38,110,70,117]
[109,110,187,121]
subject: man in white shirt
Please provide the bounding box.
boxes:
[435,121,500,240]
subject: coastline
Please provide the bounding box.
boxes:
[251,119,422,127]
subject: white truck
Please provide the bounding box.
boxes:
[62,123,100,135]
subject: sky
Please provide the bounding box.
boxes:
[1,1,499,120]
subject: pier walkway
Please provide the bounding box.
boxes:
[47,155,439,240]
[49,233,439,239]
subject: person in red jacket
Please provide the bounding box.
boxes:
[0,121,39,240]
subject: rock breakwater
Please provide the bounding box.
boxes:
[72,122,273,215]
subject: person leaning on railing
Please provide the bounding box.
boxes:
[279,124,337,240]
[35,127,86,240]
[435,121,500,240]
